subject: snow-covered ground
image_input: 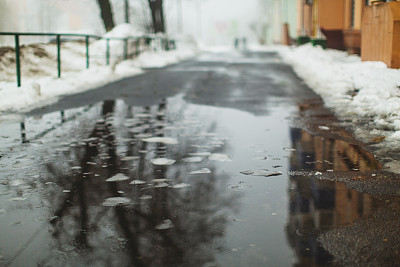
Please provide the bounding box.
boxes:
[274,44,400,173]
[0,24,198,117]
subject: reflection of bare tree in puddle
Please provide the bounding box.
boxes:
[41,99,238,266]
[286,127,384,266]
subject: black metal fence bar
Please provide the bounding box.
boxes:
[14,34,21,87]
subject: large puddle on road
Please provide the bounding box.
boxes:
[0,95,395,266]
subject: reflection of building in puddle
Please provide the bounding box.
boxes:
[37,99,239,266]
[290,127,382,173]
[287,127,382,266]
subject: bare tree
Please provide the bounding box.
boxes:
[148,0,166,33]
[97,0,115,31]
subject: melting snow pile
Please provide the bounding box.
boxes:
[0,23,197,115]
[278,44,400,135]
[277,44,400,171]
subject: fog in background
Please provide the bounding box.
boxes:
[164,0,263,45]
[0,0,271,46]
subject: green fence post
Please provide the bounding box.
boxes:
[124,39,128,60]
[124,0,130,23]
[85,36,89,69]
[56,35,61,78]
[106,38,110,65]
[15,34,21,87]
[136,38,139,57]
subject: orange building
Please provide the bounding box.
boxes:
[296,0,400,68]
[297,0,366,53]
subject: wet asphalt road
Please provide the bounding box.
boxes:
[1,51,400,266]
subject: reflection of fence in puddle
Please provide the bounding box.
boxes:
[286,127,384,266]
[16,105,94,144]
[37,99,238,266]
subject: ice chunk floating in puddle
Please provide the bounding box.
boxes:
[182,157,203,163]
[209,154,232,162]
[190,168,211,175]
[102,197,133,207]
[151,158,176,165]
[155,219,174,230]
[318,126,330,131]
[240,170,282,177]
[188,152,211,157]
[154,182,169,188]
[106,173,130,182]
[121,156,140,161]
[130,180,146,185]
[172,183,191,189]
[142,137,178,145]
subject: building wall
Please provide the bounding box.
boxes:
[354,0,366,29]
[264,0,298,45]
[361,2,400,68]
[272,0,283,43]
[287,0,298,39]
[297,0,314,36]
[318,0,365,31]
[318,0,346,30]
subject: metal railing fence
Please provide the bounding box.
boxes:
[0,32,176,87]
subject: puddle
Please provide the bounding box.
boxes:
[0,53,399,266]
[0,94,395,266]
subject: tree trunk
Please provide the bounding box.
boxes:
[148,0,166,33]
[97,0,115,32]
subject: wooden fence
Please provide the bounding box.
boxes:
[361,2,400,68]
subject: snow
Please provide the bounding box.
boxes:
[275,43,400,172]
[103,23,144,38]
[0,24,197,116]
[277,44,400,128]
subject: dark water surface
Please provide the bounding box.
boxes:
[0,52,396,266]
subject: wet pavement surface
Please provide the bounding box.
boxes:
[1,51,400,266]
